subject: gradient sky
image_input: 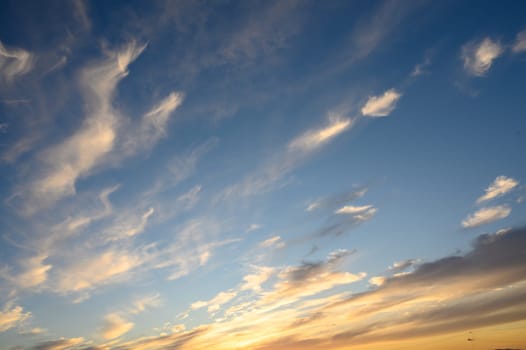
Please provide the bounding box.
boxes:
[1,1,526,350]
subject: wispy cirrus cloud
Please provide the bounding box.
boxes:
[361,89,402,117]
[130,293,162,315]
[13,42,145,214]
[462,37,503,76]
[259,236,285,249]
[477,176,519,203]
[0,41,34,82]
[461,205,511,228]
[0,303,31,332]
[512,30,526,53]
[306,187,367,212]
[124,92,185,155]
[54,248,144,295]
[191,290,238,314]
[101,313,134,340]
[288,115,352,153]
[0,254,52,290]
[221,114,354,199]
[25,337,85,350]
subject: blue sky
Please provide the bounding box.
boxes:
[1,1,526,350]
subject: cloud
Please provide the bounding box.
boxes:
[0,41,34,82]
[462,205,512,228]
[246,224,261,232]
[108,207,155,240]
[477,176,519,203]
[512,30,526,53]
[1,255,52,289]
[126,92,185,154]
[462,37,503,76]
[361,89,402,117]
[240,266,274,292]
[19,42,145,213]
[314,203,377,237]
[101,313,134,339]
[130,293,162,314]
[288,115,352,153]
[55,249,142,294]
[259,236,285,249]
[410,54,432,77]
[306,188,367,212]
[335,204,374,215]
[388,259,419,272]
[0,303,31,332]
[369,276,386,286]
[191,290,238,314]
[269,250,364,301]
[27,337,84,350]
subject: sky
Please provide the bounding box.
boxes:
[0,1,526,349]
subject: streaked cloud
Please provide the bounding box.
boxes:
[313,201,377,238]
[1,255,52,289]
[335,204,374,215]
[125,92,185,155]
[221,113,354,199]
[462,205,511,228]
[0,40,33,82]
[361,89,402,117]
[191,290,238,314]
[240,266,274,292]
[462,37,503,76]
[512,30,526,53]
[306,188,367,212]
[288,115,352,153]
[26,337,85,350]
[18,42,145,214]
[259,236,285,249]
[130,293,162,314]
[0,303,31,332]
[477,176,519,203]
[101,313,134,339]
[410,54,432,77]
[389,259,419,272]
[55,249,143,294]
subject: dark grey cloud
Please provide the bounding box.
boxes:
[282,249,353,283]
[306,187,368,213]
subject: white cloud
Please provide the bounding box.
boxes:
[110,207,155,239]
[462,205,511,228]
[191,290,238,314]
[462,37,503,76]
[288,115,352,153]
[0,303,31,332]
[55,249,142,294]
[101,313,134,339]
[126,92,185,154]
[9,255,52,289]
[335,204,377,223]
[335,204,374,215]
[361,89,402,117]
[512,31,526,53]
[477,176,519,203]
[259,236,285,249]
[130,293,162,314]
[0,40,33,82]
[246,224,261,232]
[369,276,386,287]
[240,266,274,292]
[24,42,145,213]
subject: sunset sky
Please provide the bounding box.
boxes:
[1,1,526,349]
